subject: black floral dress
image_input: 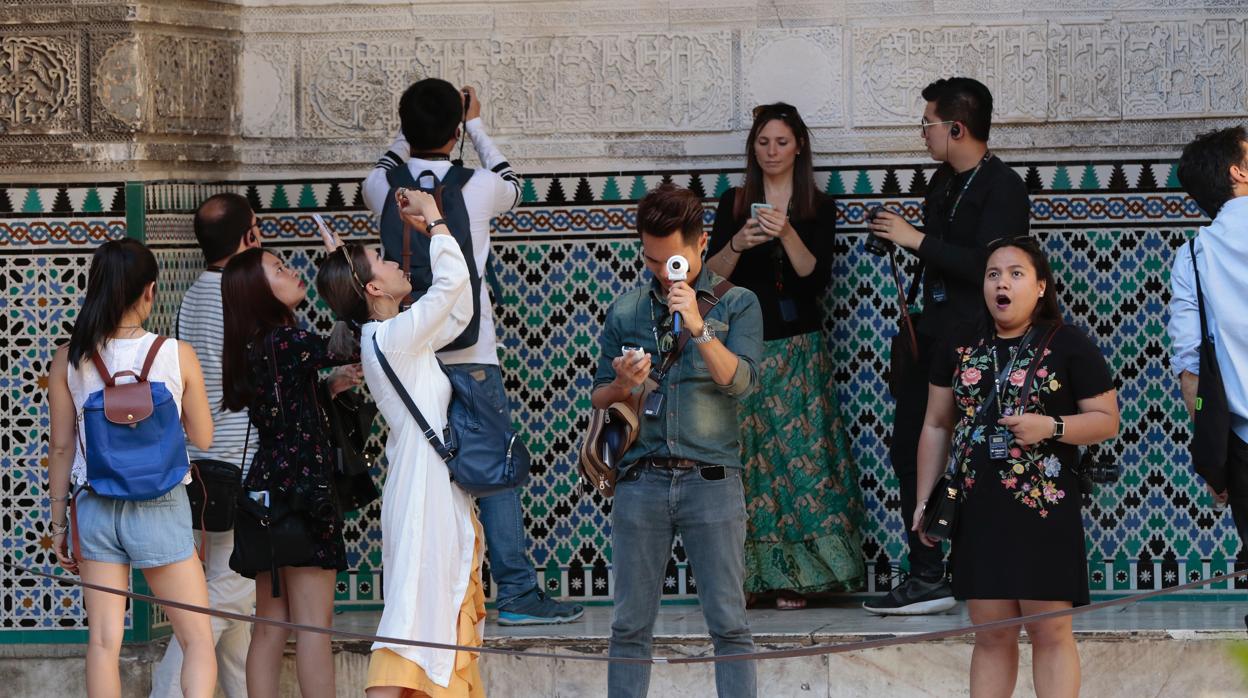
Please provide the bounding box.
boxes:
[932,324,1114,604]
[236,325,358,576]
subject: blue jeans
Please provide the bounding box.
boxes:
[455,363,539,608]
[607,465,756,698]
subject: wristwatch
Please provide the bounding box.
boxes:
[691,323,716,345]
[1051,416,1065,439]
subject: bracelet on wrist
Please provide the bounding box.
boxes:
[49,521,68,535]
[428,218,449,232]
[48,494,70,503]
[729,238,744,254]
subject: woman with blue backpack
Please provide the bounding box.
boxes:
[220,245,360,698]
[47,238,218,697]
[317,189,485,697]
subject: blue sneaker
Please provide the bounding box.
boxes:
[497,589,584,626]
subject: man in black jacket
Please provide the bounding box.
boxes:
[863,77,1031,615]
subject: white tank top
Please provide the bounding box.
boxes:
[66,332,188,486]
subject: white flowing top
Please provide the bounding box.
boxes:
[360,234,479,687]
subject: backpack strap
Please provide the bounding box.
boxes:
[90,352,115,387]
[138,336,168,382]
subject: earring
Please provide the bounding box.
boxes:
[1039,292,1045,298]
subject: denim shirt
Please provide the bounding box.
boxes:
[593,269,764,474]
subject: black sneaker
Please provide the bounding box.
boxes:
[862,575,956,616]
[497,589,584,626]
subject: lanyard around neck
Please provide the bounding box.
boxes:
[946,152,991,222]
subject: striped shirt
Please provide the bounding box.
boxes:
[178,270,257,477]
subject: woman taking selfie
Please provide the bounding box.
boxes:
[221,247,360,698]
[914,237,1119,697]
[318,189,484,697]
[47,238,217,697]
[706,102,865,609]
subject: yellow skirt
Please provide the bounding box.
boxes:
[366,516,486,698]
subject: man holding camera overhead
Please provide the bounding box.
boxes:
[862,77,1030,615]
[592,183,763,697]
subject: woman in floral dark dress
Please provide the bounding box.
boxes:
[221,248,361,698]
[913,237,1119,697]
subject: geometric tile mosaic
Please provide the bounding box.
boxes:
[1,160,1237,642]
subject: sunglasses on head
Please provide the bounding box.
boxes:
[752,102,797,120]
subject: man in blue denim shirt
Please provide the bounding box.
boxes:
[593,184,764,698]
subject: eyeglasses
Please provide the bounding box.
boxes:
[920,117,957,134]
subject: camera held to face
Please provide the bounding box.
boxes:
[665,254,689,282]
[864,205,896,257]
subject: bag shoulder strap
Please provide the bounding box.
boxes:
[657,279,734,377]
[889,249,920,360]
[138,336,168,382]
[370,334,454,463]
[90,351,115,387]
[441,165,474,189]
[1190,239,1212,344]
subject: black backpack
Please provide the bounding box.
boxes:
[379,165,481,352]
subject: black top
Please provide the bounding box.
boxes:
[915,155,1030,341]
[930,323,1114,604]
[707,188,837,340]
[238,325,358,575]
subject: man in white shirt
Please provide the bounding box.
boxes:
[150,193,261,697]
[1168,125,1248,571]
[362,79,583,625]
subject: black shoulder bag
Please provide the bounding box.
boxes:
[1188,239,1231,493]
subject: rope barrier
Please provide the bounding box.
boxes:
[6,561,1245,665]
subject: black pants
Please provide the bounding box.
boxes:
[1226,435,1248,571]
[888,333,946,580]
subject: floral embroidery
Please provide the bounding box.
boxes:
[950,335,1069,517]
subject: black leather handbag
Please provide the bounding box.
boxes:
[187,458,242,532]
[230,492,315,597]
[921,474,962,542]
[314,383,381,513]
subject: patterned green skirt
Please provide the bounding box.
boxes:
[741,331,866,594]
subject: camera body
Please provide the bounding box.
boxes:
[665,255,689,282]
[1074,447,1120,495]
[864,205,895,257]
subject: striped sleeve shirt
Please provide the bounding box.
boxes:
[178,270,257,477]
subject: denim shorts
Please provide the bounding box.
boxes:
[73,485,196,568]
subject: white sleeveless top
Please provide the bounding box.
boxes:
[66,332,189,486]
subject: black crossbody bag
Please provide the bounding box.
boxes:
[1188,239,1232,494]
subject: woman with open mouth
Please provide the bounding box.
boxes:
[913,236,1121,697]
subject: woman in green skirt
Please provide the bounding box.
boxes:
[705,103,865,609]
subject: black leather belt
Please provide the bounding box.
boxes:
[645,457,703,470]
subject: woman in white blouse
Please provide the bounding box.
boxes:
[316,189,484,697]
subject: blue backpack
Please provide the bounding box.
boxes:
[378,165,482,352]
[81,336,190,500]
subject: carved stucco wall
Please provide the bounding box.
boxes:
[4,1,1248,178]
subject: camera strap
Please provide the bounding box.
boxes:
[652,279,735,382]
[888,249,921,361]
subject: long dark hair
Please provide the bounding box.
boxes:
[67,239,159,366]
[316,243,374,356]
[985,236,1064,327]
[221,248,296,411]
[734,102,819,222]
